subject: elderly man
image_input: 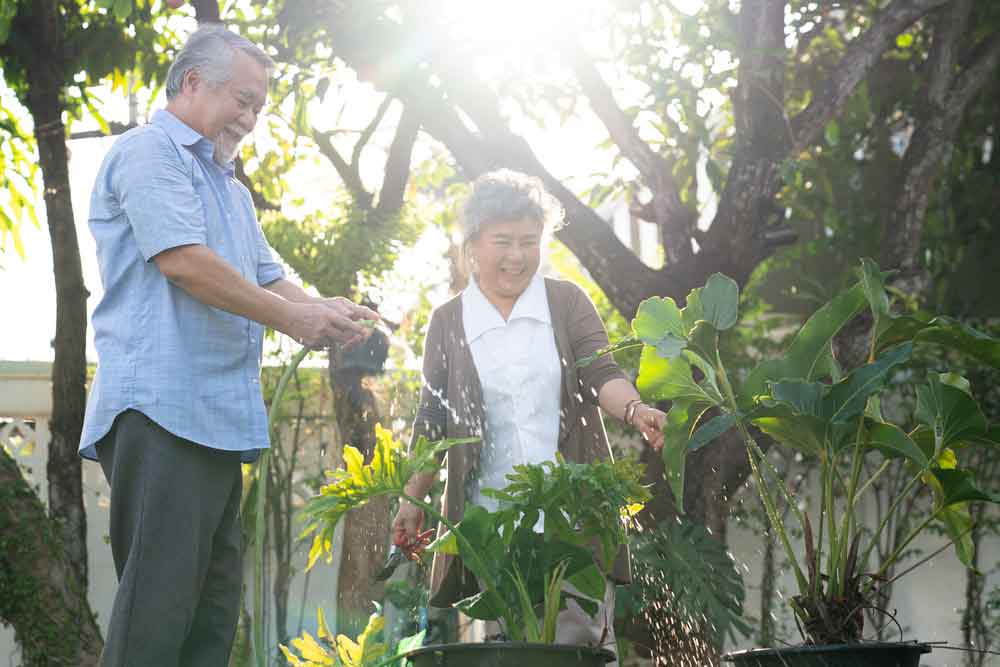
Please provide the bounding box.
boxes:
[79,25,375,666]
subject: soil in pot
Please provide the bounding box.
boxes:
[405,641,616,667]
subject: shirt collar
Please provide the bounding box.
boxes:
[462,273,550,343]
[152,109,233,174]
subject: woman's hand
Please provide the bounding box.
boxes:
[632,404,667,451]
[392,501,426,553]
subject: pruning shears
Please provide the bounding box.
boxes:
[374,528,435,581]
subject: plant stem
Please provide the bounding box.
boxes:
[883,527,973,587]
[715,348,808,594]
[858,466,928,573]
[254,346,310,667]
[398,493,513,629]
[835,417,869,595]
[852,459,892,508]
[870,511,937,584]
[824,446,840,596]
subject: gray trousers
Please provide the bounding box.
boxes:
[96,410,243,667]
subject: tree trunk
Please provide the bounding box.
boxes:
[23,0,91,586]
[0,448,102,666]
[329,368,390,637]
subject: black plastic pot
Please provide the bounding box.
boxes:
[723,641,932,667]
[405,642,616,667]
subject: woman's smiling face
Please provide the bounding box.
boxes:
[468,217,544,304]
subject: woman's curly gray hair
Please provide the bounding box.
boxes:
[460,169,565,243]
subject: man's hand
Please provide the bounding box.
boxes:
[287,299,380,349]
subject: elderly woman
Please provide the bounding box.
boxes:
[392,169,665,658]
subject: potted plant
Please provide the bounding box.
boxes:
[291,423,650,667]
[592,258,1000,666]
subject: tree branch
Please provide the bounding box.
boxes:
[699,0,786,273]
[234,157,279,212]
[351,94,393,170]
[311,127,373,208]
[879,1,997,271]
[790,0,952,153]
[925,0,971,104]
[568,44,694,264]
[952,33,1000,112]
[374,106,420,221]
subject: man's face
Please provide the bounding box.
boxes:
[185,50,268,164]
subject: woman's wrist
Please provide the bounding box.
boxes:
[624,398,646,426]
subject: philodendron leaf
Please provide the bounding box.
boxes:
[633,297,688,359]
[859,258,893,339]
[751,410,826,456]
[426,529,459,555]
[454,589,509,622]
[822,342,912,423]
[763,342,911,425]
[933,469,1000,506]
[915,374,989,451]
[766,379,826,418]
[921,471,978,569]
[938,503,976,569]
[875,316,1000,368]
[740,284,867,406]
[866,422,929,467]
[662,399,713,511]
[687,320,719,368]
[566,563,606,602]
[680,286,705,333]
[637,347,719,404]
[688,413,737,452]
[699,273,739,331]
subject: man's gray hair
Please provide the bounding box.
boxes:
[165,24,275,100]
[460,169,565,243]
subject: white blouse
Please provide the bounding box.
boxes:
[461,273,562,512]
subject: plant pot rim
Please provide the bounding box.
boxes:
[723,640,932,661]
[405,641,616,662]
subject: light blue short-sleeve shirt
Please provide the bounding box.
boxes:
[79,110,285,463]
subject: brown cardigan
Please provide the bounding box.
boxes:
[410,277,631,606]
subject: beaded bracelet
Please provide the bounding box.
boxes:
[624,398,644,426]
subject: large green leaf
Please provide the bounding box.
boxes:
[637,347,718,404]
[766,379,826,418]
[740,284,867,406]
[661,399,712,510]
[915,374,989,451]
[632,297,688,359]
[688,413,736,452]
[446,505,508,585]
[822,342,912,422]
[858,258,892,339]
[866,422,928,467]
[686,320,720,371]
[455,589,509,621]
[566,563,607,603]
[933,469,1000,506]
[752,410,826,456]
[763,342,911,425]
[699,273,739,331]
[875,316,1000,368]
[680,286,705,333]
[938,504,976,569]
